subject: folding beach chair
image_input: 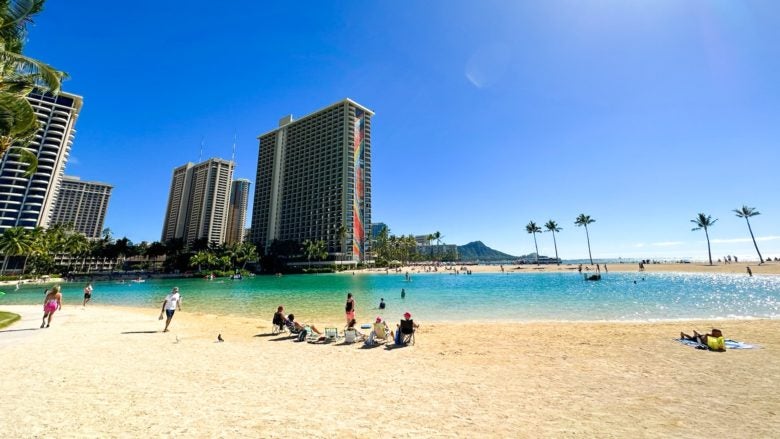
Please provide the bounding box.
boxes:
[323,327,340,343]
[368,322,391,345]
[399,319,416,345]
[344,329,360,344]
[271,313,286,335]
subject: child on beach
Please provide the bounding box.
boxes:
[41,285,62,328]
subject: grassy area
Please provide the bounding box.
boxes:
[0,311,21,329]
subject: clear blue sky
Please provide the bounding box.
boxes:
[26,1,780,261]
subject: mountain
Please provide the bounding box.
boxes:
[457,241,517,261]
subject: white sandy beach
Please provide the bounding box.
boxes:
[1,303,779,438]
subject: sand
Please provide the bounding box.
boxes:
[1,303,779,438]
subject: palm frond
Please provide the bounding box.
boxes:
[0,50,67,93]
[0,1,44,31]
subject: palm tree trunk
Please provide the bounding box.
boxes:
[1,256,8,276]
[532,233,539,265]
[585,225,593,265]
[745,219,764,263]
[704,228,713,266]
[552,231,559,264]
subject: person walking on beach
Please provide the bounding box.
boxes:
[82,282,93,307]
[160,287,182,332]
[41,285,62,328]
[747,266,753,277]
[345,293,356,324]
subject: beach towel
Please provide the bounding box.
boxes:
[675,338,759,350]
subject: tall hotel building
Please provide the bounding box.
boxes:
[49,176,112,238]
[0,91,83,232]
[250,99,372,262]
[225,178,251,245]
[161,158,234,245]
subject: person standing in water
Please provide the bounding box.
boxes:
[82,282,93,307]
[41,285,62,328]
[747,266,753,277]
[401,288,406,299]
[379,298,386,310]
[345,293,356,324]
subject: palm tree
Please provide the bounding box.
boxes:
[1,0,68,174]
[544,220,562,264]
[574,214,596,265]
[691,213,717,266]
[303,239,328,270]
[189,250,214,273]
[525,221,542,265]
[734,205,764,264]
[0,226,32,274]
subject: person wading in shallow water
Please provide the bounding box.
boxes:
[345,293,356,324]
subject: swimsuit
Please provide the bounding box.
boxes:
[44,299,58,313]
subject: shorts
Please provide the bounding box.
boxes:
[165,309,175,318]
[346,310,355,321]
[84,293,91,299]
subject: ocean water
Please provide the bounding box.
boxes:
[2,272,779,323]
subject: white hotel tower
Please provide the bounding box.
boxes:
[0,91,83,232]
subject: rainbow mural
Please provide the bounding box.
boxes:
[352,109,366,260]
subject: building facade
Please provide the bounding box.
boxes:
[225,178,251,245]
[250,99,373,263]
[0,91,83,233]
[48,176,112,238]
[161,158,235,246]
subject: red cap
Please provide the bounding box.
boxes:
[404,312,411,319]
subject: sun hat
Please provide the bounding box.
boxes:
[404,312,411,319]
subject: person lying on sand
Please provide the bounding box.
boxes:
[681,328,725,351]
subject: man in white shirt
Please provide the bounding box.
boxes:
[160,287,182,332]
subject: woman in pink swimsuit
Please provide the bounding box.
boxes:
[41,285,62,328]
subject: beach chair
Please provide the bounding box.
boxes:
[323,327,340,343]
[272,313,286,335]
[399,319,416,345]
[344,329,360,344]
[368,322,391,345]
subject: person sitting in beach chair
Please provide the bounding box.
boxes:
[343,319,365,344]
[680,328,725,352]
[367,317,391,345]
[286,314,322,340]
[395,312,419,345]
[272,306,287,334]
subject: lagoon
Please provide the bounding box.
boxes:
[2,272,779,323]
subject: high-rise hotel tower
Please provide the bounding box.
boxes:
[225,178,251,245]
[0,91,83,232]
[161,158,235,246]
[250,99,372,263]
[49,176,112,238]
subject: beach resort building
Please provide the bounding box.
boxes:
[249,99,373,264]
[161,158,235,246]
[48,176,112,238]
[0,91,83,233]
[225,178,251,245]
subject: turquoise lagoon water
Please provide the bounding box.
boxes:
[2,272,779,323]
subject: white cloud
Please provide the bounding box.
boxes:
[710,235,780,244]
[650,241,684,247]
[68,156,80,165]
[465,43,511,88]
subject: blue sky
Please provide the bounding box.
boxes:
[26,1,780,261]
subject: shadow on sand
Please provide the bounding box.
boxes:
[121,330,160,334]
